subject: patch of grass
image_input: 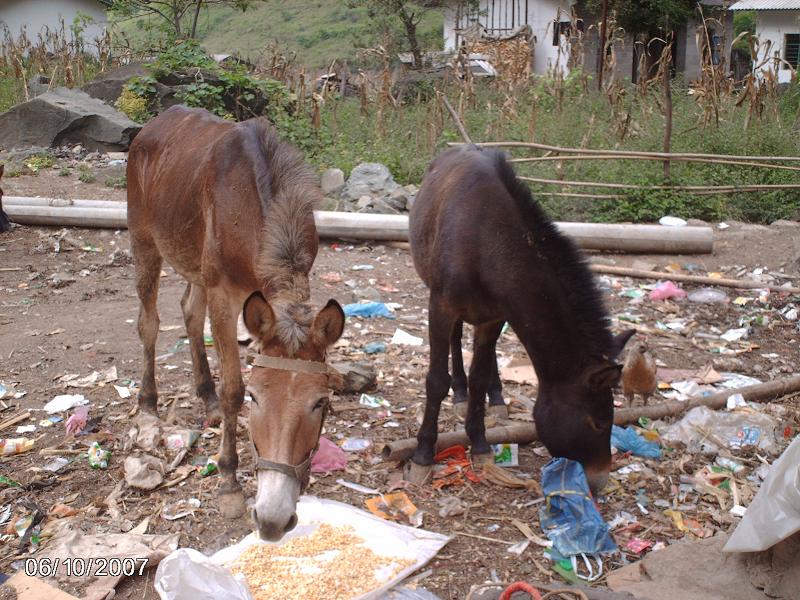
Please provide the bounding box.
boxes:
[58,166,70,177]
[77,165,96,184]
[105,175,127,189]
[114,0,443,68]
[24,153,55,174]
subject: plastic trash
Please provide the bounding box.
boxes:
[342,437,372,452]
[0,438,34,455]
[538,458,617,559]
[724,435,800,552]
[43,393,88,414]
[611,425,662,459]
[65,405,89,435]
[720,327,748,342]
[659,216,687,227]
[197,455,218,477]
[492,443,519,466]
[162,498,201,521]
[687,288,728,303]
[360,393,391,409]
[390,328,423,346]
[310,437,347,474]
[649,281,687,301]
[661,405,779,454]
[165,429,200,451]
[364,341,387,354]
[88,441,110,469]
[343,302,395,319]
[155,548,252,600]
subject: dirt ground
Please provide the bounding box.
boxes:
[2,168,800,599]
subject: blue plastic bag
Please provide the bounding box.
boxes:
[343,302,395,319]
[538,458,617,559]
[611,425,662,459]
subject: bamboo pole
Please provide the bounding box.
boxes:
[4,198,715,254]
[589,264,800,294]
[449,141,800,162]
[381,375,800,462]
[508,154,800,173]
[439,92,473,144]
[519,176,800,193]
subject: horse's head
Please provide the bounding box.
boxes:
[241,291,344,541]
[534,329,635,495]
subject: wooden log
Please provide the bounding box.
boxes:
[381,424,538,462]
[5,198,714,254]
[508,153,800,173]
[381,375,800,462]
[450,140,800,163]
[0,410,32,432]
[519,175,800,193]
[591,264,800,294]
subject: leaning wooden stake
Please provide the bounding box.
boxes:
[590,264,800,294]
[439,92,473,144]
[380,375,800,462]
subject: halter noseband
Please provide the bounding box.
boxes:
[248,354,330,492]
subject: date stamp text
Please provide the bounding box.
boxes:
[24,557,150,578]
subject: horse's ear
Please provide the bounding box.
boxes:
[312,299,345,347]
[583,362,623,391]
[243,291,276,339]
[610,329,636,359]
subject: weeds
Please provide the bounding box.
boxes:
[104,175,127,189]
[77,165,96,184]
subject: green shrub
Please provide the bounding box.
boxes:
[105,175,127,189]
[78,165,96,184]
[115,88,152,123]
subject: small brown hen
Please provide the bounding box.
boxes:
[622,341,657,407]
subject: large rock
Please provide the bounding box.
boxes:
[321,168,345,196]
[83,62,149,104]
[0,88,141,152]
[341,162,400,201]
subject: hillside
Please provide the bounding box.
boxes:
[116,0,444,68]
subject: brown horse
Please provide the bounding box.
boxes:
[0,165,10,233]
[408,145,634,493]
[127,106,344,540]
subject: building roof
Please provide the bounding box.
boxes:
[730,0,800,9]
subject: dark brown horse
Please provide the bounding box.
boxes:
[127,106,344,540]
[408,145,634,493]
[0,165,10,233]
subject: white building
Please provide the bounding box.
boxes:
[443,0,576,75]
[730,0,800,84]
[0,0,111,54]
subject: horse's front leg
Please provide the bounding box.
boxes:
[208,290,246,519]
[466,321,504,463]
[406,298,454,485]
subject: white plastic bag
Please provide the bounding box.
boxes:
[661,405,779,454]
[155,549,253,600]
[723,435,800,553]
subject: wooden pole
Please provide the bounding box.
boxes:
[598,0,609,91]
[448,141,800,162]
[590,264,800,294]
[5,199,715,254]
[507,154,800,173]
[381,375,800,462]
[519,176,800,193]
[439,92,473,144]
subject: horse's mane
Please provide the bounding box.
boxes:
[489,149,615,359]
[248,119,322,355]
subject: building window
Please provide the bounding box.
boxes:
[786,34,800,70]
[552,20,583,46]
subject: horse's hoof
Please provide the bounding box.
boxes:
[203,409,222,429]
[471,451,494,466]
[486,404,509,421]
[219,490,247,519]
[403,461,433,486]
[453,401,468,420]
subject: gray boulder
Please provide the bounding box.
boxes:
[321,168,345,196]
[83,62,149,104]
[341,162,399,201]
[0,87,141,152]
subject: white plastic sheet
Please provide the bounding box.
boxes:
[155,496,451,600]
[723,435,800,553]
[661,405,779,454]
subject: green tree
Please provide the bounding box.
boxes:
[582,0,697,35]
[346,0,438,68]
[110,0,258,39]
